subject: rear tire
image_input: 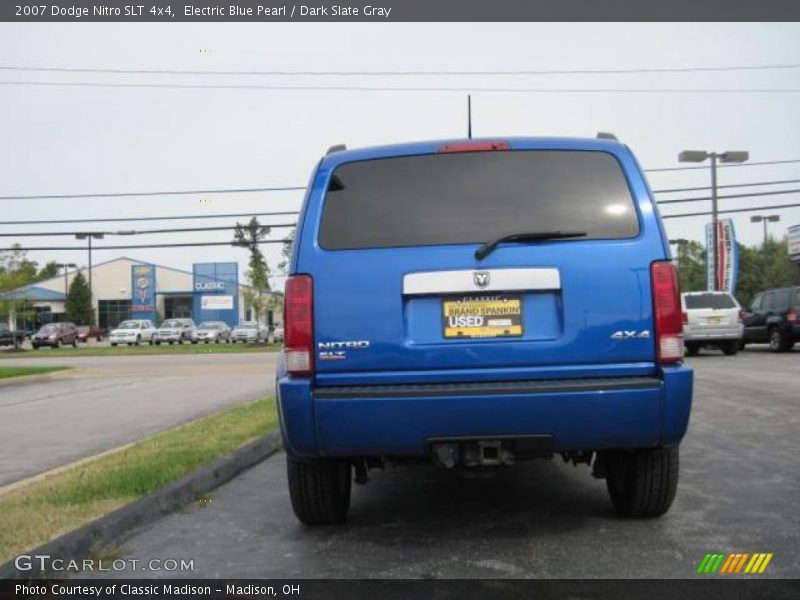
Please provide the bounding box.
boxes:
[720,340,738,356]
[685,343,700,356]
[604,447,679,518]
[287,455,351,525]
[769,326,791,352]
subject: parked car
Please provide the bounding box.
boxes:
[153,319,196,345]
[681,291,743,356]
[230,321,266,343]
[742,286,800,352]
[192,321,231,344]
[272,324,284,343]
[31,322,79,349]
[109,320,156,346]
[277,136,693,525]
[0,323,26,350]
[77,325,106,343]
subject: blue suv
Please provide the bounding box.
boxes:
[277,137,693,524]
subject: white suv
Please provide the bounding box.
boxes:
[681,291,744,356]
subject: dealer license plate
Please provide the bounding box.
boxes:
[442,294,523,338]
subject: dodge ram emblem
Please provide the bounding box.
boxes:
[473,271,490,288]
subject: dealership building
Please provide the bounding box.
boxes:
[2,257,281,331]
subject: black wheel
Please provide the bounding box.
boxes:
[32,345,39,350]
[135,336,141,346]
[738,339,746,351]
[148,339,153,345]
[685,343,700,356]
[191,340,198,345]
[720,340,738,356]
[287,455,351,525]
[111,343,117,347]
[604,447,679,518]
[72,338,78,348]
[155,341,161,345]
[168,341,173,345]
[769,326,791,352]
[53,339,60,349]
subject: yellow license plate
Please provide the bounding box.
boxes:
[707,317,721,324]
[443,295,523,338]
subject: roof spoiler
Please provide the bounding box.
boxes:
[596,132,619,141]
[326,144,347,155]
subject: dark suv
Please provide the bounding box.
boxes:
[742,286,800,351]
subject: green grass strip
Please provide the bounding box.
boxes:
[0,398,277,564]
[0,366,71,380]
[1,343,279,359]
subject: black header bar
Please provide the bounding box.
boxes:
[3,0,800,22]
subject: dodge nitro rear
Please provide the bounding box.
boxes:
[277,136,693,525]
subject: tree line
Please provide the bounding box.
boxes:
[675,236,800,307]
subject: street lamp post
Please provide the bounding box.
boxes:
[61,262,77,299]
[74,233,104,325]
[678,150,749,290]
[750,214,780,248]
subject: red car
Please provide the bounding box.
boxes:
[77,325,105,342]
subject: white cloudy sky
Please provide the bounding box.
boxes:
[1,22,799,289]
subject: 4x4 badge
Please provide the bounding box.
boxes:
[611,330,651,339]
[474,271,490,288]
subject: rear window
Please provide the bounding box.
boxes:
[319,150,639,250]
[684,293,737,310]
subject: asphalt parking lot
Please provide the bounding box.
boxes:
[0,353,276,488]
[93,345,798,579]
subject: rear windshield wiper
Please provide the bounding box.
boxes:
[475,231,588,260]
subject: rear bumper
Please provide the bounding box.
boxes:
[684,324,743,342]
[277,365,693,458]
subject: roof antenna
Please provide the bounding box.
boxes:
[467,94,473,139]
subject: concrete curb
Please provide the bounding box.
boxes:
[0,431,282,579]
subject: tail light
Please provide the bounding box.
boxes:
[651,261,683,363]
[284,274,314,376]
[788,308,797,323]
[738,309,746,324]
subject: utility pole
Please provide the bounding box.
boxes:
[61,262,77,299]
[74,233,104,325]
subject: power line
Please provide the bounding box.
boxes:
[3,81,800,93]
[3,165,800,204]
[3,63,800,76]
[652,178,800,194]
[645,159,800,172]
[657,188,800,205]
[0,240,291,252]
[7,202,800,251]
[0,186,304,201]
[0,223,297,237]
[0,211,300,226]
[661,202,800,220]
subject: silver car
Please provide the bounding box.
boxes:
[230,321,266,344]
[192,321,231,344]
[682,291,743,356]
[154,318,196,345]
